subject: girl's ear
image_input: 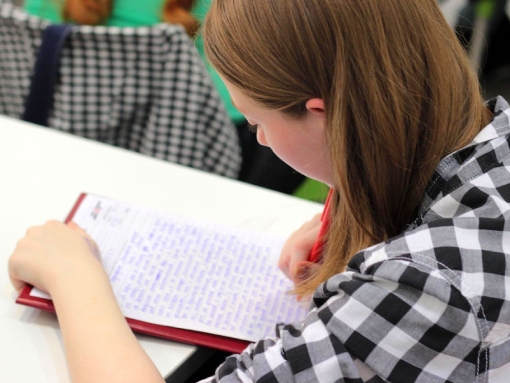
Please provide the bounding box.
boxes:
[305,98,325,116]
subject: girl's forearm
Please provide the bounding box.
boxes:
[49,270,165,383]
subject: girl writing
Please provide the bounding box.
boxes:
[9,0,510,381]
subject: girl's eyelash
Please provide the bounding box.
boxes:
[248,124,258,133]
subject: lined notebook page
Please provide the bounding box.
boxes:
[31,194,309,342]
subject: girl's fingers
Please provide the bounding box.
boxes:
[292,260,320,283]
[67,221,102,261]
[67,221,89,237]
[9,275,26,293]
[279,213,323,281]
[288,225,322,281]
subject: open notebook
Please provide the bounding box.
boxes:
[17,193,309,353]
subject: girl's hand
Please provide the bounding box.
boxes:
[278,213,322,284]
[8,220,103,295]
[10,221,164,383]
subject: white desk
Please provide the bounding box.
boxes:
[0,115,323,382]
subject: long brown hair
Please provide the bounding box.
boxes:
[62,0,198,36]
[203,0,492,296]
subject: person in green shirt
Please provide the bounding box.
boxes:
[23,0,314,196]
[23,0,244,125]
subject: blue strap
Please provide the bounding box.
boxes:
[22,24,73,127]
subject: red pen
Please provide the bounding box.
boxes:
[308,188,334,263]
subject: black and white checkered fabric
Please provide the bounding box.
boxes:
[0,2,241,178]
[202,97,510,383]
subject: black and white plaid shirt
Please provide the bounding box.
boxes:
[0,2,241,178]
[203,97,510,383]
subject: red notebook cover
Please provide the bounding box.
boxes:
[16,193,250,354]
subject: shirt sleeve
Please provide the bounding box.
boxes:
[197,328,368,383]
[199,258,483,383]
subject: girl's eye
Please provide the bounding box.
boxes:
[248,124,258,133]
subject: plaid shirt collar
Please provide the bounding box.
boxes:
[414,96,510,226]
